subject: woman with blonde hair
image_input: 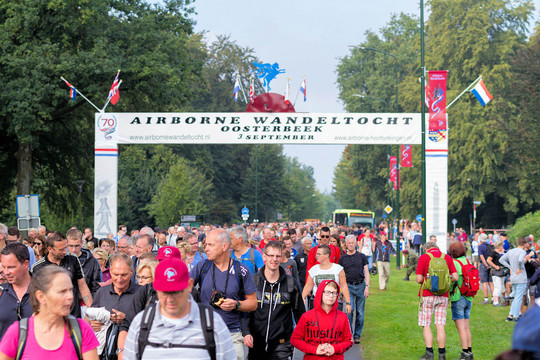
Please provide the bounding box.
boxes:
[176,241,192,264]
[0,266,99,359]
[136,261,158,286]
[92,248,111,285]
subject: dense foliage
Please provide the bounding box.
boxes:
[335,0,539,228]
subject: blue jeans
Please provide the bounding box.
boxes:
[347,282,366,339]
[509,283,527,318]
[366,256,373,270]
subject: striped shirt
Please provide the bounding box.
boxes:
[123,296,236,360]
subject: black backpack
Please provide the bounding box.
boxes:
[137,302,216,360]
[16,315,82,360]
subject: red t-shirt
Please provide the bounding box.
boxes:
[416,248,457,297]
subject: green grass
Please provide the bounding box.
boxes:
[360,259,516,360]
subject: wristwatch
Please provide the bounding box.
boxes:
[345,302,351,306]
[116,348,124,355]
[365,284,369,287]
[236,300,241,310]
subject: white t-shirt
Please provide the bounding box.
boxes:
[360,236,373,257]
[308,263,343,295]
[471,240,479,256]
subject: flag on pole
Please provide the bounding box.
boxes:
[249,77,254,103]
[300,77,307,102]
[390,156,397,190]
[62,78,77,101]
[470,78,493,106]
[108,70,121,105]
[401,145,412,167]
[284,78,291,105]
[233,76,241,102]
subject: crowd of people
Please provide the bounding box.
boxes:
[0,221,538,360]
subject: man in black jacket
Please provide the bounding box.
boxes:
[67,228,101,296]
[243,241,305,360]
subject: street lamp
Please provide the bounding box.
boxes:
[467,178,479,233]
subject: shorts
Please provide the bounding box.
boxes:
[479,263,492,283]
[472,255,479,263]
[418,296,448,327]
[527,283,536,298]
[451,296,472,320]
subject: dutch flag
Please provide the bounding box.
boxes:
[300,77,306,102]
[233,76,240,102]
[470,78,493,106]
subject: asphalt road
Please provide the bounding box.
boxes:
[292,343,364,360]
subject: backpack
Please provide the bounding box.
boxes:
[137,302,216,360]
[455,258,480,297]
[16,315,82,360]
[422,252,451,295]
[231,248,258,274]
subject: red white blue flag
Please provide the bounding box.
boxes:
[233,76,240,102]
[470,78,493,106]
[62,79,77,101]
[300,77,307,102]
[108,70,120,105]
[249,77,254,103]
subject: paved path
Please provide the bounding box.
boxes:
[292,343,364,360]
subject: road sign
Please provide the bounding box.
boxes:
[452,218,458,225]
[382,214,387,219]
[473,201,481,205]
[384,205,393,214]
[416,214,423,222]
[16,194,40,218]
[241,207,249,215]
[241,214,249,222]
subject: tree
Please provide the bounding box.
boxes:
[148,157,213,228]
[0,0,204,225]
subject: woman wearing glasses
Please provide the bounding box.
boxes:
[291,280,353,360]
[0,266,99,359]
[135,261,157,286]
[32,235,47,261]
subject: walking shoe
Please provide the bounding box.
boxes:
[479,299,490,305]
[494,303,507,307]
[402,277,410,281]
[419,351,434,360]
[354,338,361,344]
[506,316,514,322]
[438,352,446,360]
[458,352,472,360]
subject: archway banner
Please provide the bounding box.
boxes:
[95,112,421,145]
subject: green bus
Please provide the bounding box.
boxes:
[332,209,375,228]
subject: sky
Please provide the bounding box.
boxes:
[191,0,539,194]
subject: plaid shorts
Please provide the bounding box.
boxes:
[418,296,448,327]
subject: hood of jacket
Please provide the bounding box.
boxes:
[314,279,340,314]
[78,248,92,266]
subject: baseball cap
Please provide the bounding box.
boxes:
[155,246,181,261]
[512,303,540,354]
[153,258,189,292]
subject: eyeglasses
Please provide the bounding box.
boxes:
[320,235,330,238]
[137,275,152,281]
[323,291,338,297]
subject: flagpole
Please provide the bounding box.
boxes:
[293,78,301,106]
[102,80,123,112]
[61,77,102,112]
[447,75,482,110]
[238,76,249,104]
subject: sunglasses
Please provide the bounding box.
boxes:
[320,235,330,238]
[34,242,42,246]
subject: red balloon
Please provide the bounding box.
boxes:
[245,93,296,113]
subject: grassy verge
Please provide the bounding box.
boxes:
[360,258,515,360]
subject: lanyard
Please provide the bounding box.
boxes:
[211,259,233,293]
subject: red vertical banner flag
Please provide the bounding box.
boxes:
[427,70,448,142]
[389,156,397,190]
[401,145,412,167]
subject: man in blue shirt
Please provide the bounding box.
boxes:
[191,229,257,360]
[184,232,207,271]
[230,226,264,275]
[477,234,494,304]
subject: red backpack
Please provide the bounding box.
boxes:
[456,258,480,297]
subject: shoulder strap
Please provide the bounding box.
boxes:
[197,303,216,360]
[286,274,295,293]
[66,316,83,360]
[199,259,212,286]
[16,318,29,360]
[137,302,157,360]
[232,259,245,299]
[249,248,257,273]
